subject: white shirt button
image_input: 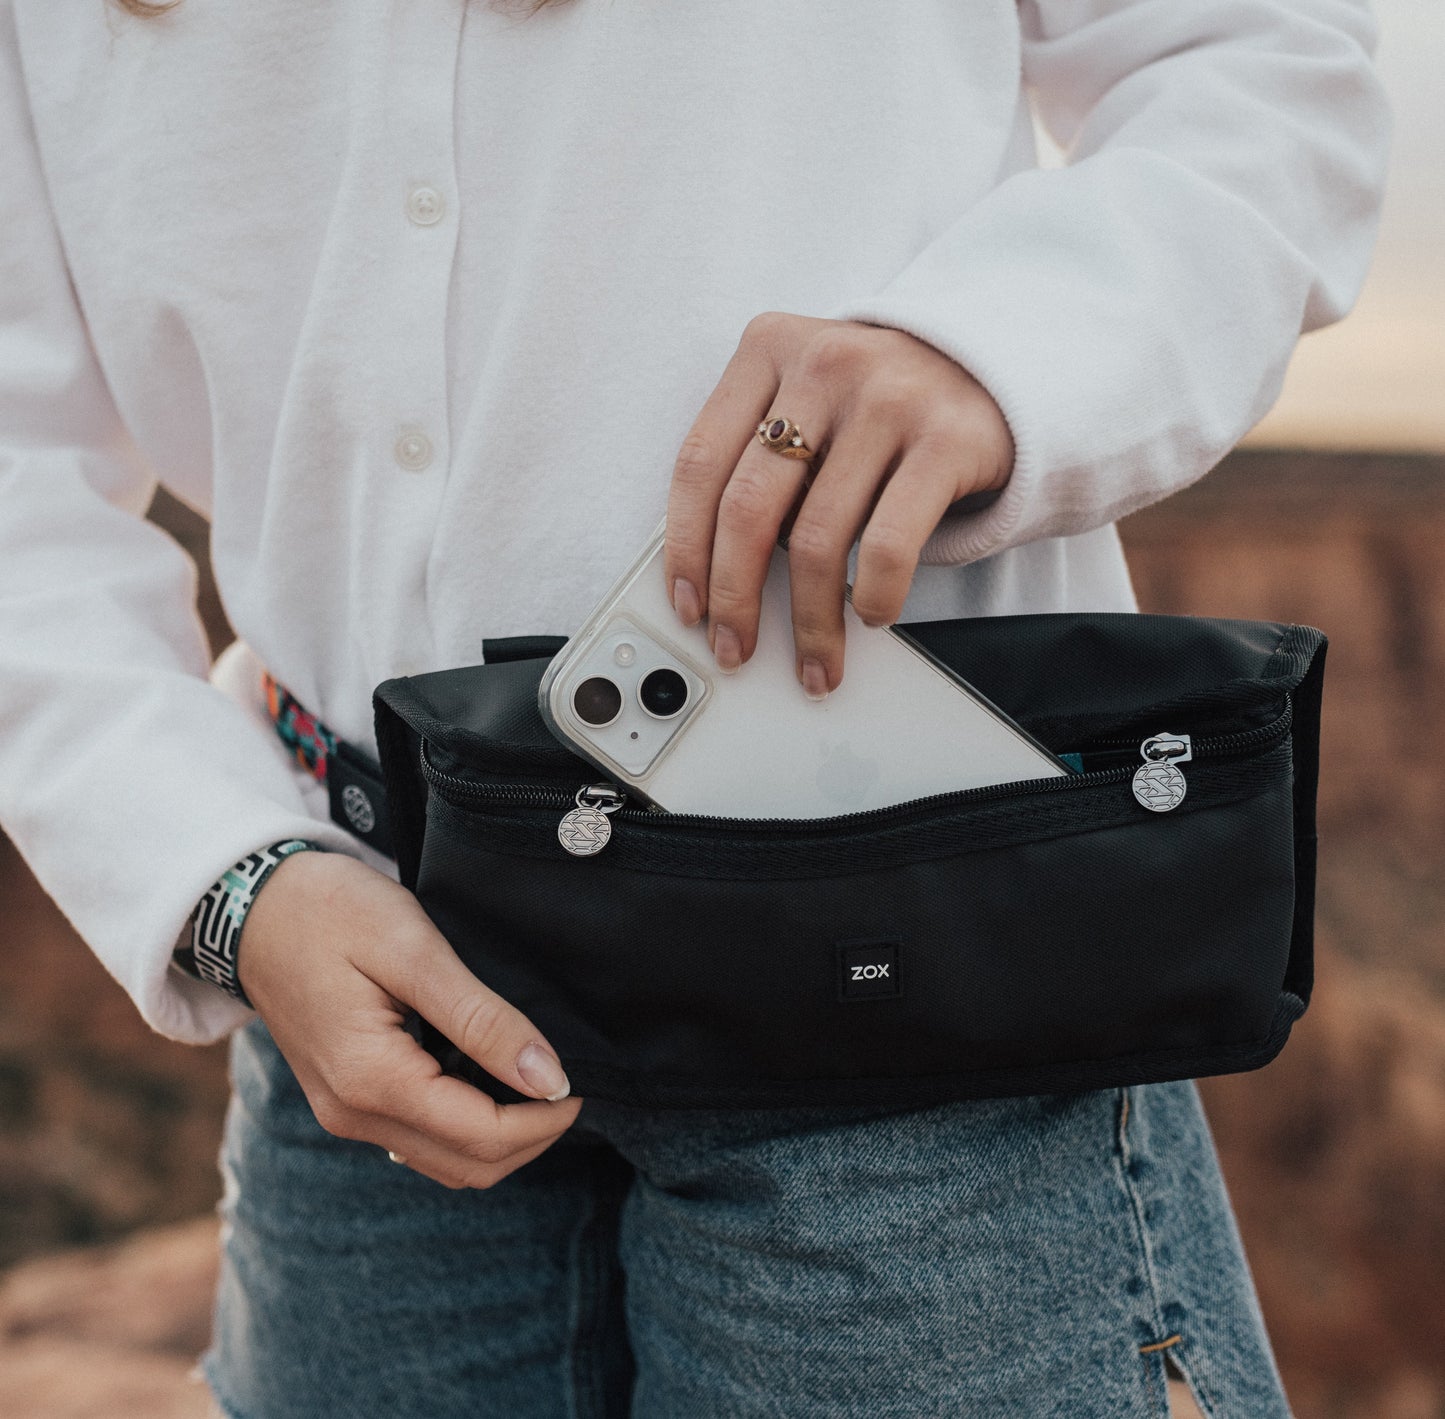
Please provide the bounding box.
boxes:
[394,428,434,472]
[406,184,445,226]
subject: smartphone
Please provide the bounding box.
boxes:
[537,515,1073,817]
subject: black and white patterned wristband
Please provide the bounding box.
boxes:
[177,839,322,1008]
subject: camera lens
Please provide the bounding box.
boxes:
[573,676,623,726]
[638,666,688,718]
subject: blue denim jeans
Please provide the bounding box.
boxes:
[201,1015,1291,1418]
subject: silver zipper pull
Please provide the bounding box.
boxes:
[1132,733,1192,812]
[558,783,625,856]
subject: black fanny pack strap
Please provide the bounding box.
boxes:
[326,737,396,860]
[260,664,399,860]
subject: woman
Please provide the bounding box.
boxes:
[0,0,1388,1414]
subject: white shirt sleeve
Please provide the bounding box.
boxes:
[830,0,1392,568]
[0,8,362,1046]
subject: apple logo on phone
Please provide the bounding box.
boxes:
[815,736,882,811]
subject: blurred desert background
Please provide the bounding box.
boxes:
[3,2,1443,1417]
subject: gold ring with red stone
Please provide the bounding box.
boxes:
[756,416,815,460]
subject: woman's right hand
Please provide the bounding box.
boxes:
[236,849,582,1189]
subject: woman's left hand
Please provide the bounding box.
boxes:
[663,311,1014,699]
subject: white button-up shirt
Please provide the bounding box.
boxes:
[0,0,1389,1044]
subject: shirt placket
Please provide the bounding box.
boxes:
[352,2,465,676]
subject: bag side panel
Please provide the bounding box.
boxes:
[1284,632,1327,1008]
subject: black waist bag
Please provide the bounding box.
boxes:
[372,612,1325,1110]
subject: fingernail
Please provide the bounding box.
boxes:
[801,656,829,700]
[672,577,702,627]
[713,624,741,674]
[516,1043,570,1101]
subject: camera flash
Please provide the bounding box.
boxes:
[613,642,637,666]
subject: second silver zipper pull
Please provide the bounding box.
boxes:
[1132,733,1192,812]
[558,783,625,856]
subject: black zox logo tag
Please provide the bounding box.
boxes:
[837,937,902,1002]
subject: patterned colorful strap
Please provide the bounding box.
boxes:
[263,670,337,782]
[260,667,396,858]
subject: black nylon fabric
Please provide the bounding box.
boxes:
[373,613,1327,1109]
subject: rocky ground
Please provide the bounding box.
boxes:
[1,449,1441,1418]
[0,1218,218,1419]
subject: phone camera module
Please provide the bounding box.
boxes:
[638,666,689,719]
[573,676,623,726]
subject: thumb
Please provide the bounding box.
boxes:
[390,933,572,1102]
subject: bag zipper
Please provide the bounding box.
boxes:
[1080,711,1291,758]
[418,693,1293,853]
